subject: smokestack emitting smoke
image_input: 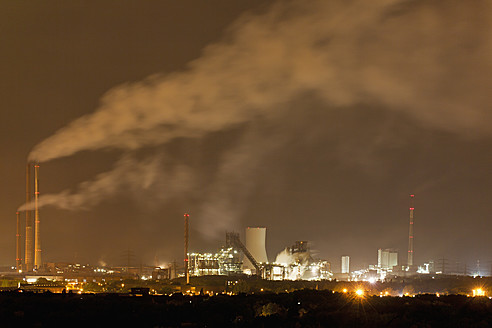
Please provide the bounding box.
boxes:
[24,163,33,272]
[34,164,42,270]
[20,0,492,237]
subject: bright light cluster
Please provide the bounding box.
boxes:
[472,288,485,297]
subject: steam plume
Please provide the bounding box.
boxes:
[22,0,492,236]
[29,0,492,163]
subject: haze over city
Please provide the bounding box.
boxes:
[1,0,491,273]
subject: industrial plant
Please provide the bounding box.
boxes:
[10,180,484,291]
[187,230,332,281]
[14,163,337,282]
[179,195,421,283]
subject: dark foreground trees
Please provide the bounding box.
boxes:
[1,290,492,327]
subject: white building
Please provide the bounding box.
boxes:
[377,249,398,270]
[341,256,350,274]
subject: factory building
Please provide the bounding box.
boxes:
[187,247,243,277]
[377,248,398,270]
[188,253,220,276]
[187,233,243,277]
[217,247,243,275]
[186,234,332,281]
[275,241,332,281]
[261,264,286,281]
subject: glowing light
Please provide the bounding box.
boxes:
[368,277,376,284]
[473,288,485,297]
[342,288,348,293]
[355,289,364,297]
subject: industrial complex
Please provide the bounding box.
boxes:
[9,169,478,291]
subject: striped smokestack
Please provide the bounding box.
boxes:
[25,163,33,272]
[184,213,189,285]
[34,164,42,270]
[16,211,22,272]
[407,194,415,267]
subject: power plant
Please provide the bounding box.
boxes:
[186,229,332,281]
[12,170,426,284]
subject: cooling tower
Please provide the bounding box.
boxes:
[243,227,268,270]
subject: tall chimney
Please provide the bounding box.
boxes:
[34,164,42,270]
[184,213,189,285]
[16,211,22,272]
[25,163,33,272]
[407,194,415,267]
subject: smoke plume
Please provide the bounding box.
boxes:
[23,0,492,237]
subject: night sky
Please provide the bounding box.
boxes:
[1,0,491,272]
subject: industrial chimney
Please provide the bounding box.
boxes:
[184,213,190,285]
[34,164,42,270]
[24,163,33,272]
[407,194,415,268]
[16,211,22,272]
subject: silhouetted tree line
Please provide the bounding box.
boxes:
[1,289,492,327]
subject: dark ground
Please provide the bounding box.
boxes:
[1,290,492,327]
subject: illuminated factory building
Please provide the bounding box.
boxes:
[378,248,398,271]
[187,230,332,281]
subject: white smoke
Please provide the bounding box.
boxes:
[29,0,492,163]
[18,154,193,211]
[22,0,492,237]
[275,247,314,280]
[275,248,295,266]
